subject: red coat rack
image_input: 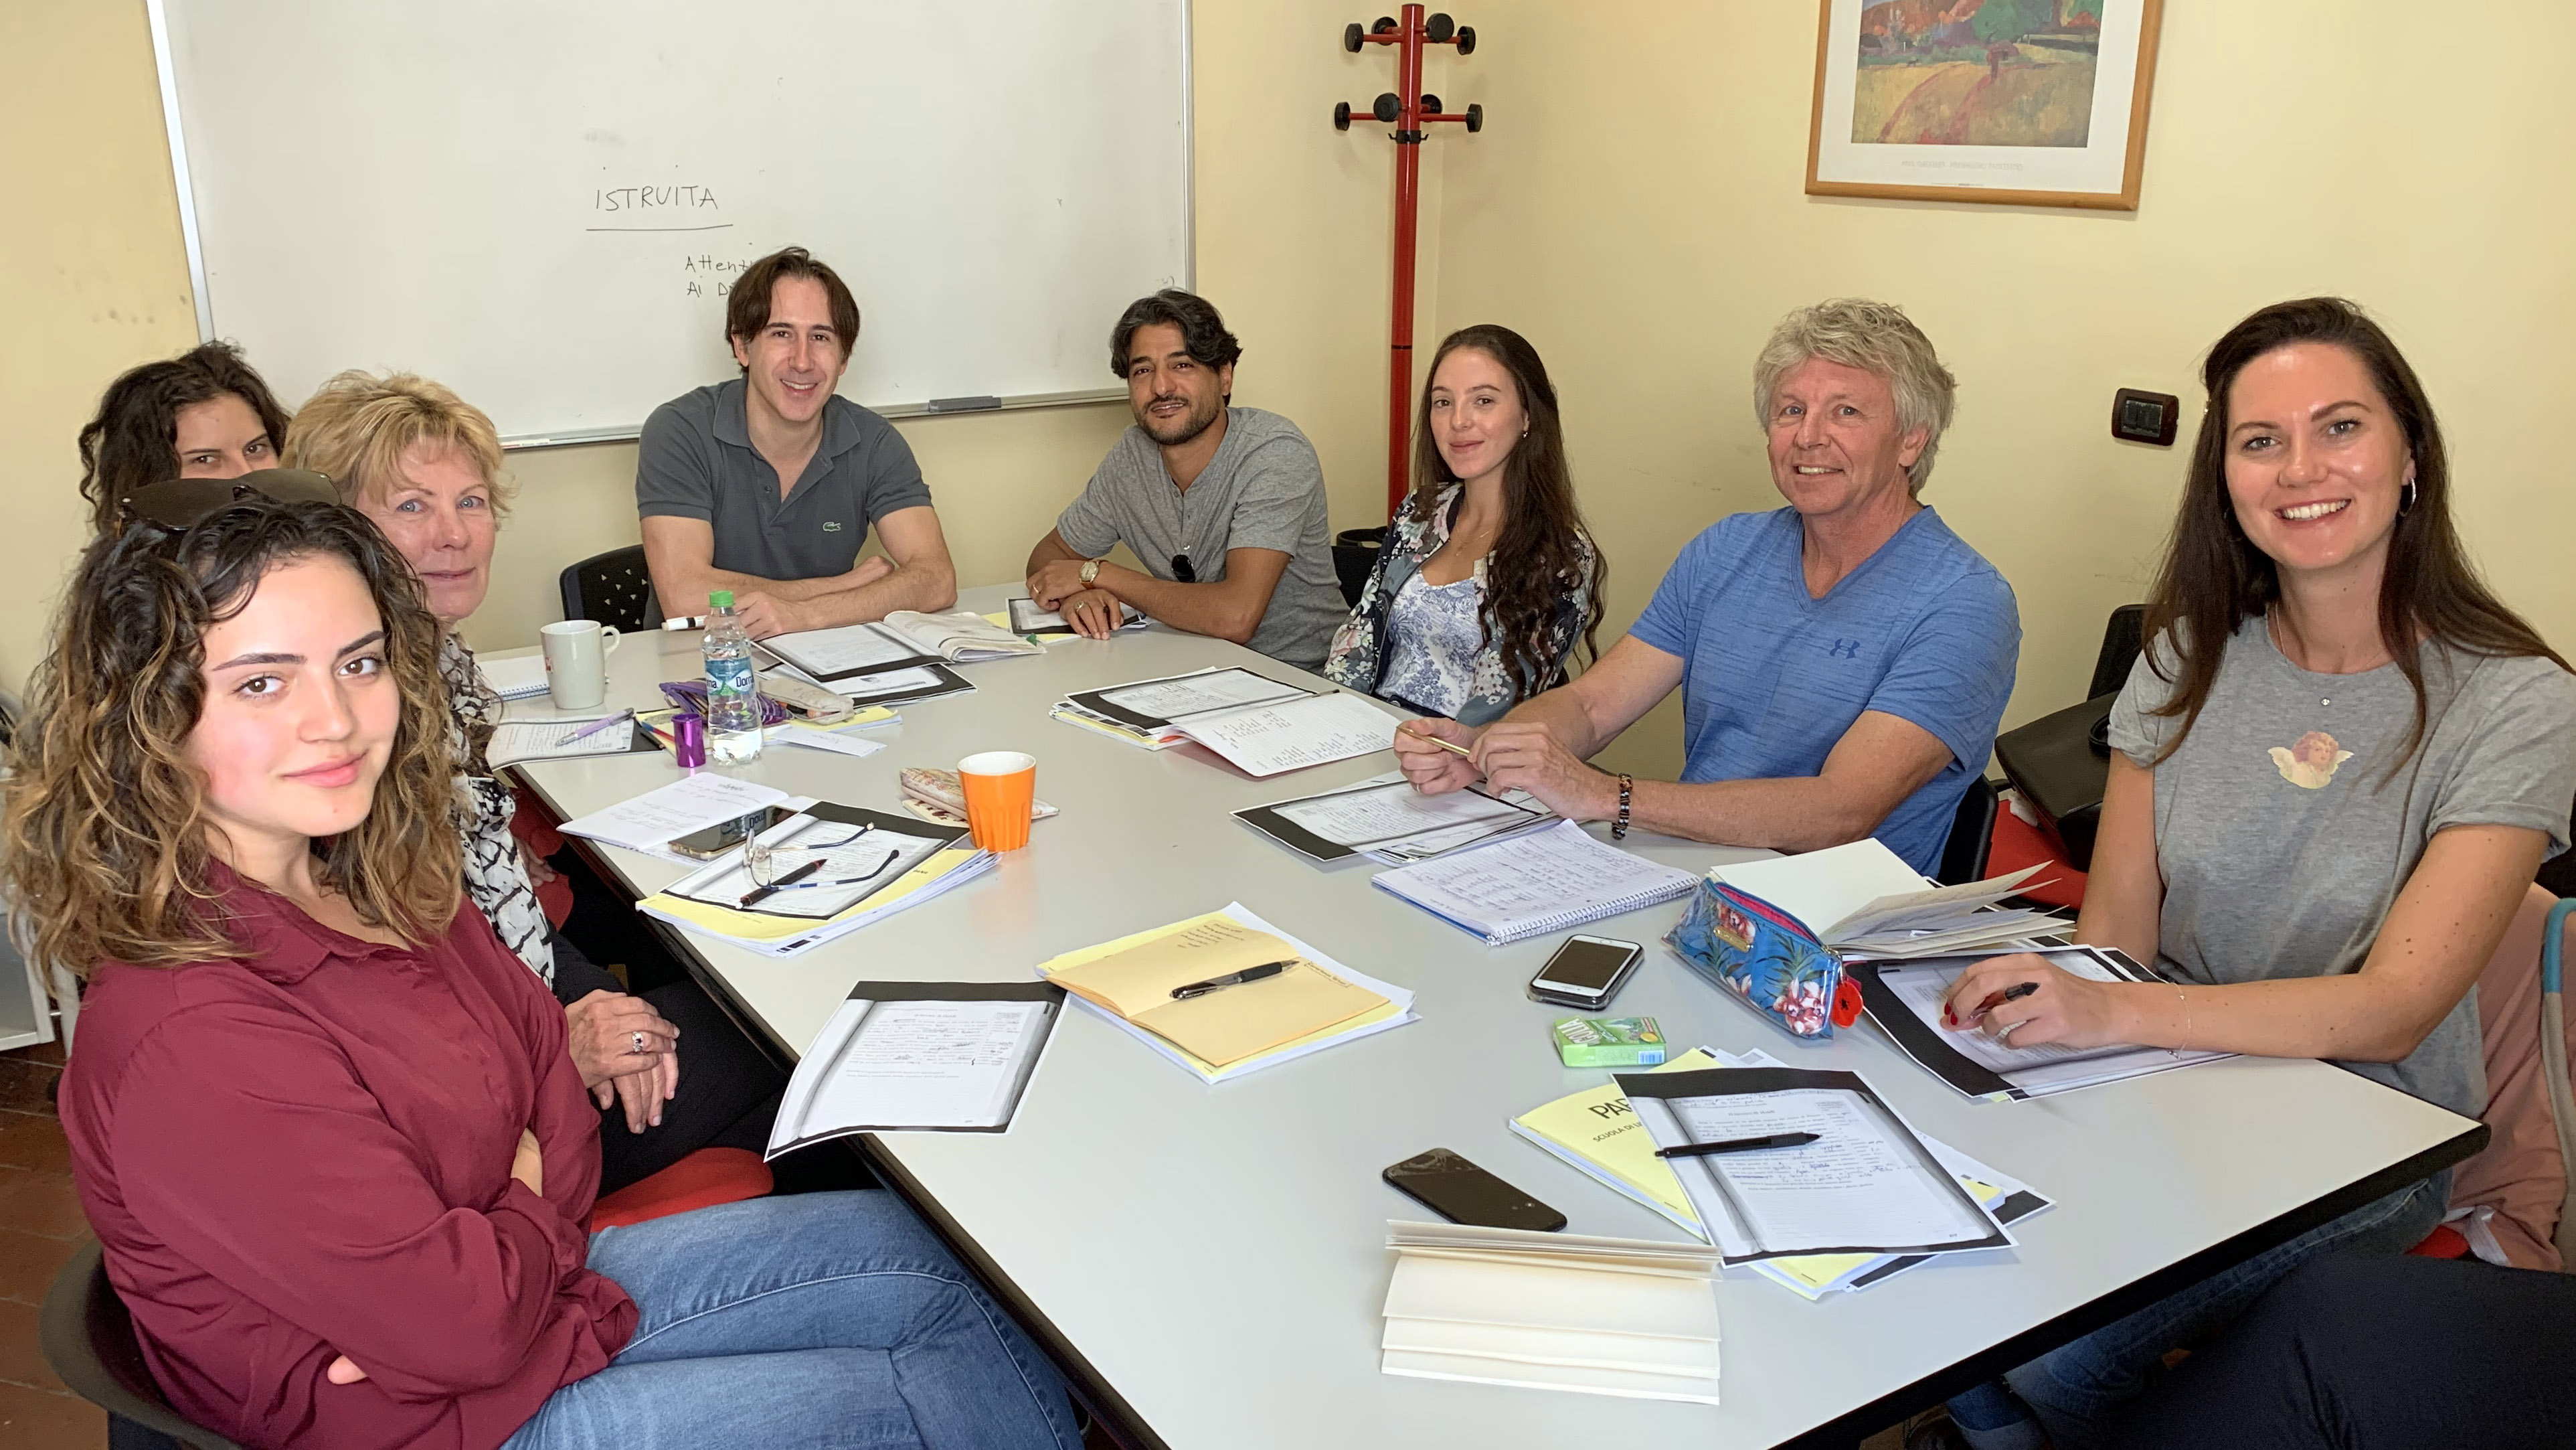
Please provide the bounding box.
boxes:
[1337,8,1482,520]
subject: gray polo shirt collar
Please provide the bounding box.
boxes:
[710,376,865,505]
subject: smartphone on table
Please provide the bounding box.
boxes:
[1382,1148,1567,1231]
[1527,935,1645,1011]
[667,805,792,860]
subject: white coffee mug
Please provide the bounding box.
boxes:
[540,619,622,710]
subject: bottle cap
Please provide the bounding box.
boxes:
[707,590,734,610]
[672,712,707,769]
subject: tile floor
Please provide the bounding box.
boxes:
[0,1037,103,1447]
[0,1032,1917,1449]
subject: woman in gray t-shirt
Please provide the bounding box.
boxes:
[1936,299,2576,1450]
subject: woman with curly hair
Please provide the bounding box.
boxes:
[73,340,293,532]
[10,485,1077,1450]
[1326,324,1604,724]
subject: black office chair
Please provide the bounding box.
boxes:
[2087,602,2147,699]
[1936,774,2000,886]
[557,544,664,633]
[40,1240,244,1450]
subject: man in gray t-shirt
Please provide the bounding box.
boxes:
[1024,291,1345,669]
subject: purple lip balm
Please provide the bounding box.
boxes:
[672,712,707,769]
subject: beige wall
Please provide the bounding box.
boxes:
[1434,0,2576,775]
[0,1,1438,671]
[11,0,2569,778]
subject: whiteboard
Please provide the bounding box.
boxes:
[148,0,1191,443]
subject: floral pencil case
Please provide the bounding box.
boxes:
[1664,876,1865,1040]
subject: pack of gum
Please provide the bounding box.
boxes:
[1552,1016,1667,1068]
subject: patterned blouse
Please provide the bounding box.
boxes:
[438,633,554,983]
[1323,485,1597,726]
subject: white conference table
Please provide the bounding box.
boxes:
[508,585,2484,1450]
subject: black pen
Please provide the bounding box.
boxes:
[739,858,824,908]
[1654,1131,1821,1159]
[1170,960,1295,999]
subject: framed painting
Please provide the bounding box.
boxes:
[1806,0,2165,210]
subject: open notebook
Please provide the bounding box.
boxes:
[767,981,1061,1149]
[1372,821,1697,945]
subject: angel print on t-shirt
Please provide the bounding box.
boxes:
[2269,729,2354,790]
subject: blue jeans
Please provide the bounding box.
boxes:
[1948,1172,2448,1450]
[503,1192,1082,1450]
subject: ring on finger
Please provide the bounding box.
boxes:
[630,1030,648,1054]
[1993,1018,2026,1041]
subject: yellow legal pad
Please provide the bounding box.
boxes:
[1041,912,1391,1068]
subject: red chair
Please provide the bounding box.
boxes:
[1986,801,2087,912]
[589,1147,774,1232]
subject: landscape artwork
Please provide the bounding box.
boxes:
[1806,0,2163,210]
[1850,0,2102,149]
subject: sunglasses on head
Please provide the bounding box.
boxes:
[119,469,342,532]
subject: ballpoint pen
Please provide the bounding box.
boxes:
[1397,722,1472,758]
[1653,1131,1820,1159]
[560,708,636,746]
[1169,960,1296,999]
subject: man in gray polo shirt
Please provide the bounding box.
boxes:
[637,246,957,638]
[1024,291,1345,669]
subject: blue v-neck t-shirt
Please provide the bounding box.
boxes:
[1627,505,2021,872]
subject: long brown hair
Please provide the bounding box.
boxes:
[2142,297,2567,766]
[74,342,294,535]
[4,499,462,977]
[1408,325,1607,696]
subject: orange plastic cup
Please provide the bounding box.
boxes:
[957,751,1037,852]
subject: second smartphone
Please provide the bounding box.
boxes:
[1527,934,1645,1011]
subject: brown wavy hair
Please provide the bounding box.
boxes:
[4,499,462,979]
[1407,325,1607,697]
[74,342,293,534]
[2142,297,2567,769]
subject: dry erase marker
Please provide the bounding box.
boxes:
[1654,1131,1820,1160]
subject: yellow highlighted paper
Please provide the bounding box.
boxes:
[1513,1050,1721,1230]
[1045,914,1387,1067]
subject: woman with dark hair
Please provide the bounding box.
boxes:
[11,487,1077,1450]
[1925,297,2576,1450]
[74,341,293,531]
[1325,325,1605,722]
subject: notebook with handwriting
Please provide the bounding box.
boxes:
[1371,820,1698,945]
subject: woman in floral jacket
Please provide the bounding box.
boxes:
[1325,325,1605,723]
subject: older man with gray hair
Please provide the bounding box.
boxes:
[1393,298,2019,872]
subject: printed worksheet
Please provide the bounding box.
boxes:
[1094,667,1308,721]
[761,623,924,679]
[1175,692,1399,777]
[664,813,948,919]
[771,989,1059,1145]
[1270,775,1536,848]
[555,773,789,853]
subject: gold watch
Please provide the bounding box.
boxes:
[1079,558,1104,586]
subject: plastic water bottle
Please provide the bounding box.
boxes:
[703,590,764,764]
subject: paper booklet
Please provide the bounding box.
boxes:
[1067,666,1312,729]
[557,772,790,854]
[1709,837,2068,957]
[764,611,1040,681]
[1849,946,2235,1101]
[1007,596,1148,635]
[1035,902,1417,1082]
[831,661,976,708]
[1237,771,1553,864]
[767,981,1061,1150]
[1615,1066,2014,1266]
[1508,1048,2050,1298]
[638,803,993,958]
[1052,667,1400,777]
[484,718,656,770]
[1380,1220,1723,1405]
[1371,821,1699,945]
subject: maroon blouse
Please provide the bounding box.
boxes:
[60,867,637,1450]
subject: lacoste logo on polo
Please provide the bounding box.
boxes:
[822,521,844,532]
[1828,639,1861,659]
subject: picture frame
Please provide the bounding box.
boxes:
[1805,0,2166,211]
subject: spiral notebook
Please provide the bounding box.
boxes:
[1371,821,1698,945]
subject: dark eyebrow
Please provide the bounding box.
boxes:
[207,629,384,674]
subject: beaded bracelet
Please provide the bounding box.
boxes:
[1613,773,1634,839]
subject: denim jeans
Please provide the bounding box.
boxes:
[502,1191,1082,1450]
[1948,1172,2448,1450]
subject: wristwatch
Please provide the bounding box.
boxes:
[1078,558,1104,586]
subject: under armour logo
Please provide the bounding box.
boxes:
[1828,639,1861,659]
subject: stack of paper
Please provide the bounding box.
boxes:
[1380,1220,1723,1404]
[1712,839,2065,957]
[1849,946,2234,1101]
[484,717,653,769]
[637,804,995,958]
[1372,821,1698,945]
[557,773,791,854]
[1235,771,1553,864]
[1618,1066,2013,1267]
[764,611,1039,681]
[1509,1049,2051,1299]
[1035,904,1416,1082]
[1051,667,1398,777]
[768,981,1062,1150]
[1006,596,1148,635]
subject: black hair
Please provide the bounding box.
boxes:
[1108,290,1243,383]
[76,342,294,535]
